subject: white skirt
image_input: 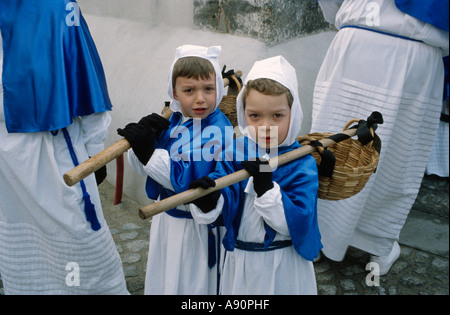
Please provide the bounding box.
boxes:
[144,211,224,295]
[220,246,317,295]
[310,28,444,260]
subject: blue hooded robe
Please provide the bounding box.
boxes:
[0,0,112,133]
[0,0,113,230]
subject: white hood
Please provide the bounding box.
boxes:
[236,55,303,147]
[167,45,224,113]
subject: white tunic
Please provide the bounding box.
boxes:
[312,0,449,260]
[0,52,127,294]
[128,149,224,295]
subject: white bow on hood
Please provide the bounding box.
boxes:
[236,55,303,148]
[167,45,224,114]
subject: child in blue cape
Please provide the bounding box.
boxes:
[118,45,232,294]
[189,56,322,294]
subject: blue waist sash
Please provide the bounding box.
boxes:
[340,25,423,43]
[234,239,293,252]
[166,208,193,219]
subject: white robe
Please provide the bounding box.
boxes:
[0,53,127,294]
[312,0,449,260]
[128,149,224,295]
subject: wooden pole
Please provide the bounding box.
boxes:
[138,126,359,220]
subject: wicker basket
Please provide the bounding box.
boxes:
[218,74,241,127]
[297,119,380,201]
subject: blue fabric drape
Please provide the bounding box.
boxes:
[0,0,112,133]
[395,0,449,31]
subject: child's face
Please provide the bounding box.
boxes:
[173,74,217,119]
[244,89,291,148]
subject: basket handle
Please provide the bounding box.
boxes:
[343,118,375,148]
[228,74,242,93]
[222,67,243,95]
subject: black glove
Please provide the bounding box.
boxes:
[138,113,171,134]
[94,165,107,186]
[88,156,107,185]
[117,113,170,165]
[188,176,221,213]
[117,122,155,165]
[241,158,273,197]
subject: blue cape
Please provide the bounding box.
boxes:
[0,0,112,133]
[146,109,233,203]
[210,136,323,262]
[395,0,449,31]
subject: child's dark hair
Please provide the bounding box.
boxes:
[172,56,215,88]
[242,78,293,109]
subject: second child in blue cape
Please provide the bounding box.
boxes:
[189,56,322,294]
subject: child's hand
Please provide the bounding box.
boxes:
[241,158,274,197]
[117,122,155,165]
[117,114,170,165]
[138,113,171,134]
[188,176,221,213]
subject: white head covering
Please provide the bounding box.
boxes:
[167,45,224,113]
[236,55,303,147]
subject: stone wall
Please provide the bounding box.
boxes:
[194,0,329,45]
[79,0,329,45]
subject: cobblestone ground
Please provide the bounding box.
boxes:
[314,244,449,295]
[1,175,448,295]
